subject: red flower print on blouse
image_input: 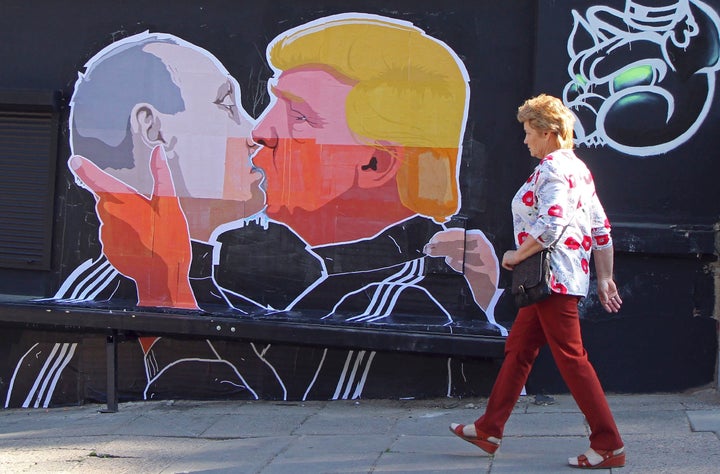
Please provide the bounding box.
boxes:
[518,232,529,244]
[604,218,611,229]
[522,191,535,206]
[594,234,610,246]
[564,236,581,250]
[526,172,536,183]
[566,174,576,188]
[581,258,589,274]
[548,204,564,217]
[582,236,592,251]
[550,275,568,294]
[583,172,593,184]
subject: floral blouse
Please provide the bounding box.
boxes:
[511,149,612,297]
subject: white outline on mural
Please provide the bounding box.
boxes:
[563,0,720,156]
[142,340,259,400]
[5,343,78,409]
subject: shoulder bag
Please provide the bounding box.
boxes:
[510,217,574,308]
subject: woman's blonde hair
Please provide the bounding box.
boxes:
[268,15,469,223]
[517,94,576,149]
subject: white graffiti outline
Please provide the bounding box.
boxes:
[6,343,78,409]
[250,342,288,400]
[142,339,259,400]
[5,343,38,408]
[563,0,720,156]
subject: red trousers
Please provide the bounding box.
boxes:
[475,293,623,451]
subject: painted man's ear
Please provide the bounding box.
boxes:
[356,146,402,189]
[130,103,165,148]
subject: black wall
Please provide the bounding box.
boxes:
[0,0,717,402]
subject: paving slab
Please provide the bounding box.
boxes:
[616,408,692,435]
[687,409,720,435]
[620,431,720,474]
[202,407,320,438]
[263,434,393,474]
[373,450,488,473]
[162,437,294,474]
[503,412,588,437]
[490,435,592,474]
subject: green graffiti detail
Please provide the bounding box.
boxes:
[613,65,654,90]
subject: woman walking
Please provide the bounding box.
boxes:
[449,94,625,469]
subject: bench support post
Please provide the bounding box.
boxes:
[100,330,119,413]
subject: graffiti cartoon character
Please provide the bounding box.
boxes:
[563,0,720,156]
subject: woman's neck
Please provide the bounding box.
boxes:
[541,136,562,158]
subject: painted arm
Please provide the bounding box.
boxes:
[69,145,198,309]
[424,228,499,312]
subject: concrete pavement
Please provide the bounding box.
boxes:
[0,389,719,473]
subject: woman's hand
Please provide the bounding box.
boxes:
[597,277,622,313]
[503,235,544,271]
[501,250,520,271]
[593,246,621,313]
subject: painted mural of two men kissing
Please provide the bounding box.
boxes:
[64,16,504,325]
[11,13,506,407]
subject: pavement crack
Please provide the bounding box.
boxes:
[88,450,137,459]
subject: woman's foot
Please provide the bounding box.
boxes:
[448,423,501,454]
[568,446,625,469]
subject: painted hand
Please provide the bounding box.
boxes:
[424,228,499,311]
[69,146,198,309]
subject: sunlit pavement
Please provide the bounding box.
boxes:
[0,390,718,473]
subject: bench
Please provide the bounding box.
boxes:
[0,296,506,412]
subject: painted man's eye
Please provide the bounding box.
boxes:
[289,107,308,122]
[287,102,324,128]
[290,108,318,127]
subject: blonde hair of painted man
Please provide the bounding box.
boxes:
[267,14,470,223]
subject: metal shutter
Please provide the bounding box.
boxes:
[0,91,60,270]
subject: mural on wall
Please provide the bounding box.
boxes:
[8,14,509,407]
[55,19,505,326]
[563,0,720,156]
[4,1,719,408]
